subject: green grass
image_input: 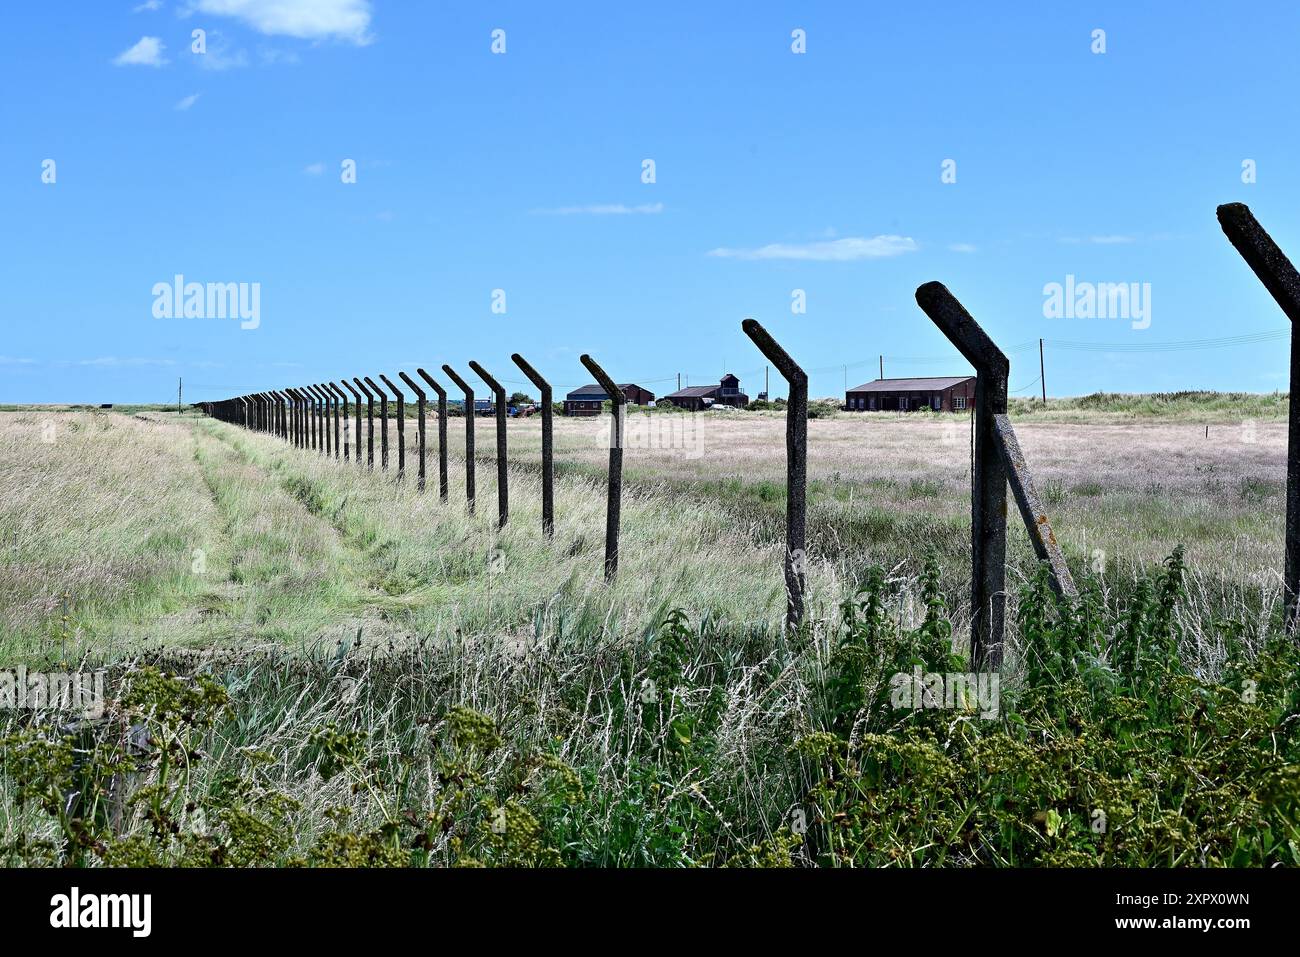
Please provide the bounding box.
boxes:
[2,553,1296,867]
[0,401,1296,867]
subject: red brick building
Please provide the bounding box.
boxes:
[844,376,975,412]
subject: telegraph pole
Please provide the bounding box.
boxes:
[879,355,884,380]
[178,377,182,415]
[1039,338,1046,404]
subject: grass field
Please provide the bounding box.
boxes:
[1,397,1297,867]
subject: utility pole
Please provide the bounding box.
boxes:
[765,365,769,399]
[879,355,884,380]
[677,372,681,391]
[1039,338,1046,404]
[178,377,182,415]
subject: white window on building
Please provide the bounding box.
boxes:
[954,395,967,410]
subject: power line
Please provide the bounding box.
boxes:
[1043,329,1287,353]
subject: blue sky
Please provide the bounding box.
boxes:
[4,0,1300,403]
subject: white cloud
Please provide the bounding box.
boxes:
[188,0,374,45]
[0,356,37,365]
[133,0,163,11]
[534,202,664,216]
[949,243,978,254]
[707,235,918,261]
[303,161,325,175]
[174,92,201,110]
[114,36,167,66]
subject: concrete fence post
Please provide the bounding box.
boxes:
[399,372,427,492]
[354,377,375,470]
[328,383,347,459]
[743,323,800,634]
[379,374,406,482]
[511,353,554,537]
[442,365,476,513]
[469,361,508,529]
[342,380,362,465]
[1217,202,1300,633]
[417,368,450,501]
[741,319,808,632]
[310,386,330,456]
[915,281,1076,668]
[580,354,624,581]
[364,376,388,472]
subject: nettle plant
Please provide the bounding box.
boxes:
[794,548,1300,866]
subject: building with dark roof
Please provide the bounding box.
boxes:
[562,382,655,416]
[659,374,748,411]
[845,376,975,412]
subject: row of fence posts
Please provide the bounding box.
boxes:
[197,203,1300,667]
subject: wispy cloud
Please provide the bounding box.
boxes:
[188,0,374,45]
[533,202,664,216]
[174,92,201,111]
[948,242,978,254]
[707,235,918,261]
[0,356,37,365]
[133,0,163,11]
[303,161,325,175]
[113,36,167,67]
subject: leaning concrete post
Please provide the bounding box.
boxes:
[512,354,554,537]
[275,391,288,440]
[469,361,508,529]
[417,368,450,501]
[342,380,362,465]
[380,375,406,482]
[364,376,388,472]
[1218,202,1300,632]
[399,372,427,492]
[581,354,624,581]
[443,365,476,513]
[915,283,1076,666]
[354,377,375,470]
[742,319,808,631]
